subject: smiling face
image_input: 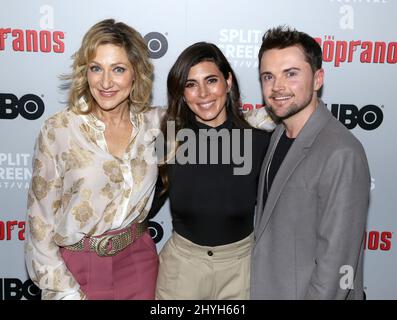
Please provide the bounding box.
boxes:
[183,61,232,127]
[259,45,323,124]
[87,44,135,113]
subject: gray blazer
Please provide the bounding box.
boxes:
[251,100,370,299]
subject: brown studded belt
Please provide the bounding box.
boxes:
[63,220,148,257]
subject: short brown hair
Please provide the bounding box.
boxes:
[258,25,322,73]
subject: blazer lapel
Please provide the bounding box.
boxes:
[255,136,308,241]
[255,125,283,228]
[254,100,332,242]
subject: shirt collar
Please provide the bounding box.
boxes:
[81,106,140,132]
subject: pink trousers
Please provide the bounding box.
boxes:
[60,231,158,300]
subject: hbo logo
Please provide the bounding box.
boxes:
[329,104,383,130]
[144,32,168,59]
[0,278,41,300]
[0,93,45,120]
[148,220,164,244]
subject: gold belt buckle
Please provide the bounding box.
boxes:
[95,234,116,257]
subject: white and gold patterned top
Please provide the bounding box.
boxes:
[243,107,276,132]
[25,106,164,300]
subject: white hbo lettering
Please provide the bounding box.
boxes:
[218,29,262,68]
[339,265,355,290]
[0,153,31,189]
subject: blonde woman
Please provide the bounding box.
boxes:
[25,19,162,300]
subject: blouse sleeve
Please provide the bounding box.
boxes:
[243,107,276,132]
[24,124,86,300]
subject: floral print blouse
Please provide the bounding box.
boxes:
[25,106,164,300]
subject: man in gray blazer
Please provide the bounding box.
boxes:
[251,26,371,299]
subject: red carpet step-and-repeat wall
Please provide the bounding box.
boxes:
[0,0,396,299]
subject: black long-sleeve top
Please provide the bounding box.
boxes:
[149,114,270,246]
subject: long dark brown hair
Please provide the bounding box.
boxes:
[159,42,249,191]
